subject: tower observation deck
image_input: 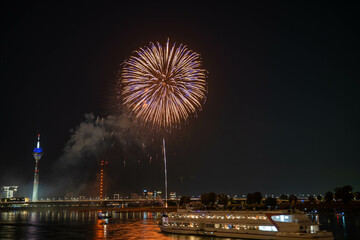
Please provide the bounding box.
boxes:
[32,134,44,202]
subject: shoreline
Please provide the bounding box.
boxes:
[0,206,178,212]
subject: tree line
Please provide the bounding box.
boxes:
[323,185,360,203]
[179,185,360,209]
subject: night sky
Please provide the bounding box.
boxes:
[1,1,359,198]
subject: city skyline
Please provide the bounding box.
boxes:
[0,2,359,198]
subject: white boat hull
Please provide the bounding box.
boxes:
[160,226,276,239]
[160,226,333,239]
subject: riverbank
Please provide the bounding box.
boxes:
[288,201,360,214]
[79,206,178,212]
[0,205,178,212]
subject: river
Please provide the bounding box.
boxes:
[0,210,359,239]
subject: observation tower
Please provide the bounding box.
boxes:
[32,134,44,202]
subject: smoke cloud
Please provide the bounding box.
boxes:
[59,113,109,165]
[57,113,133,166]
[48,113,159,197]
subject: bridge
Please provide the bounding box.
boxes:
[0,198,200,210]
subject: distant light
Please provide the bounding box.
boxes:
[33,148,43,153]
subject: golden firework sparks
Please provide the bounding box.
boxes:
[119,39,207,130]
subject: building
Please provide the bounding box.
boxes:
[131,193,139,199]
[143,190,148,199]
[170,192,176,200]
[147,191,153,199]
[1,186,18,198]
[32,134,44,202]
[153,190,162,198]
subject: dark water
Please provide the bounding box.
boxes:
[318,213,360,240]
[0,210,359,240]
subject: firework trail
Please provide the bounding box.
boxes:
[119,39,207,130]
[118,39,208,207]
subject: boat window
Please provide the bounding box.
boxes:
[224,224,235,229]
[259,226,278,232]
[247,215,259,220]
[205,223,214,228]
[271,215,293,222]
[310,225,318,233]
[177,222,199,228]
[234,225,247,230]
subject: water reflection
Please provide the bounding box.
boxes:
[95,218,212,240]
[342,215,346,239]
[0,210,359,240]
[320,213,360,240]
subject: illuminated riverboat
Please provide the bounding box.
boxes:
[159,210,333,239]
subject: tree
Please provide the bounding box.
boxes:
[316,195,323,201]
[217,194,229,206]
[253,192,262,204]
[208,192,217,206]
[247,192,262,205]
[179,196,190,206]
[201,192,216,207]
[308,196,316,203]
[289,195,297,204]
[279,194,289,200]
[264,197,277,207]
[355,192,360,201]
[201,193,210,206]
[324,191,333,202]
[246,193,254,204]
[334,185,353,203]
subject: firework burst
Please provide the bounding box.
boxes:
[119,39,207,130]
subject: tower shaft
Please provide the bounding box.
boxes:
[32,160,40,201]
